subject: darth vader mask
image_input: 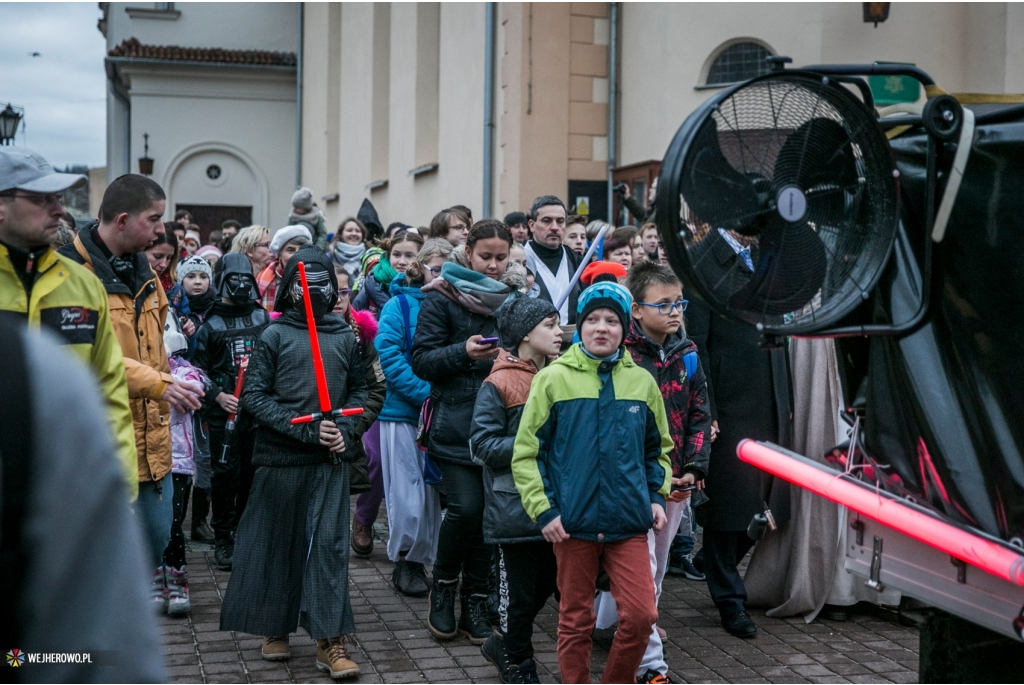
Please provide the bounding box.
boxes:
[290,264,336,319]
[224,273,255,305]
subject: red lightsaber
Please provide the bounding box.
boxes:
[737,439,1024,586]
[290,261,364,427]
[218,358,248,465]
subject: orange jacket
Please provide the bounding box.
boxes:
[61,229,173,482]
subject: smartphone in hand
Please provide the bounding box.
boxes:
[478,336,500,348]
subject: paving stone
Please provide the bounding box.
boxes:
[159,517,919,683]
[166,664,202,676]
[201,662,244,675]
[791,664,834,677]
[163,642,199,656]
[381,672,425,683]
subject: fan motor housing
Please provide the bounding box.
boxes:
[657,70,900,336]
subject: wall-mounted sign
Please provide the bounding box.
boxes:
[869,62,920,106]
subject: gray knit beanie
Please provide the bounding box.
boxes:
[291,186,314,212]
[177,255,213,284]
[497,296,559,352]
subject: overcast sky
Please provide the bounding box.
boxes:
[0,2,107,169]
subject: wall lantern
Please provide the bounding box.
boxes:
[0,103,24,146]
[863,2,891,27]
[138,132,154,176]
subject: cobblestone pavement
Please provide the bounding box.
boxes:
[163,520,920,684]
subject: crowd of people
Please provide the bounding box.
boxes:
[1,145,795,685]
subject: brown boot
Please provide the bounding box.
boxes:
[316,636,360,679]
[261,636,290,661]
[351,522,373,556]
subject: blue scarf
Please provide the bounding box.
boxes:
[441,262,510,295]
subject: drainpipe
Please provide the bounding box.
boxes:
[295,2,304,187]
[483,2,496,218]
[606,2,618,223]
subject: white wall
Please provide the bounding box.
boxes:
[618,2,1019,167]
[105,2,297,52]
[311,2,488,229]
[122,64,296,228]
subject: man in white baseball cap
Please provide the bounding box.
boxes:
[0,147,139,499]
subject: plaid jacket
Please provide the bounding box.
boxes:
[624,320,711,479]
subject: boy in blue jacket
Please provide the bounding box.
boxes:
[512,282,673,684]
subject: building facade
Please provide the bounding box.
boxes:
[299,2,1024,231]
[100,2,299,239]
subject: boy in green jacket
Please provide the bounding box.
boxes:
[512,282,673,684]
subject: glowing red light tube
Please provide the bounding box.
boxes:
[737,439,1024,586]
[299,261,332,416]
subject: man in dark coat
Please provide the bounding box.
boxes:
[686,226,793,639]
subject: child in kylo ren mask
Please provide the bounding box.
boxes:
[220,246,369,678]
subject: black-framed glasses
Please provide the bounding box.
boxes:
[255,241,271,249]
[637,299,688,315]
[427,266,442,275]
[1,191,66,207]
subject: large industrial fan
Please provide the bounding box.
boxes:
[656,59,1024,678]
[657,70,900,335]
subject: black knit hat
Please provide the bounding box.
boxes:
[497,296,559,351]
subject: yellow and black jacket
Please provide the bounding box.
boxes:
[0,241,138,498]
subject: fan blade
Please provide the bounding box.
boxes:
[774,118,858,190]
[727,216,828,316]
[683,117,764,234]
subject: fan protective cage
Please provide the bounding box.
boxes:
[657,71,900,335]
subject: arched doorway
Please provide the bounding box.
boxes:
[163,143,270,241]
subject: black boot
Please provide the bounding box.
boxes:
[480,632,509,683]
[393,559,430,597]
[459,593,492,645]
[214,539,234,570]
[191,487,214,543]
[428,578,459,640]
[506,657,540,684]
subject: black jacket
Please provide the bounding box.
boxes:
[190,301,271,423]
[241,310,368,467]
[470,354,543,544]
[686,258,793,531]
[411,290,499,464]
[623,194,654,224]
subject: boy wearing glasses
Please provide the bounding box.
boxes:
[618,261,711,684]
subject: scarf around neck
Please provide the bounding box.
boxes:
[373,254,399,290]
[333,241,365,264]
[422,262,514,316]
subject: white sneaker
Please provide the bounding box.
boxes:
[166,565,190,616]
[151,565,168,614]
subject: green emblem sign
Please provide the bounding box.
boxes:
[869,62,921,106]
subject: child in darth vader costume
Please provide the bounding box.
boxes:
[191,252,271,569]
[220,246,369,679]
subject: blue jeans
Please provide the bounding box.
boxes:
[135,477,174,567]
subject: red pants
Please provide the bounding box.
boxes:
[553,535,658,684]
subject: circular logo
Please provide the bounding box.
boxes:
[6,649,25,667]
[206,164,222,180]
[776,186,807,223]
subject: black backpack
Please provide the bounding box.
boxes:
[0,314,34,656]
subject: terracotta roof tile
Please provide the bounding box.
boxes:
[108,37,296,67]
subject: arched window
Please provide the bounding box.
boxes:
[704,41,774,87]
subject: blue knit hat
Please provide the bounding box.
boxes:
[577,281,633,333]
